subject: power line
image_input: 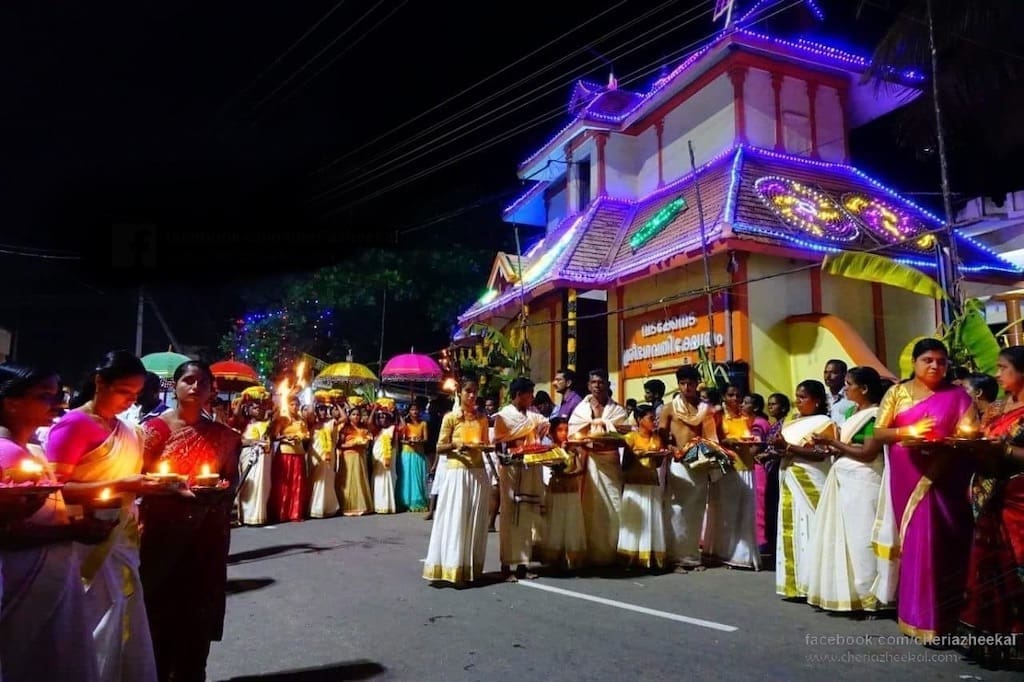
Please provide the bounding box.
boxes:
[310,0,711,206]
[235,1,349,102]
[249,0,393,117]
[0,242,81,260]
[311,0,674,183]
[318,0,802,216]
[276,0,410,109]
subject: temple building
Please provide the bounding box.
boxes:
[457,2,1023,399]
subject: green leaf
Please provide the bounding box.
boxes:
[957,301,1002,376]
[821,252,947,300]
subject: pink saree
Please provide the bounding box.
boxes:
[888,386,974,641]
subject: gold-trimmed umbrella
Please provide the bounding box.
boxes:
[312,361,379,389]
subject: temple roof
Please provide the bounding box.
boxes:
[461,145,1022,325]
[516,27,924,178]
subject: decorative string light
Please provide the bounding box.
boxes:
[754,176,859,241]
[629,197,688,251]
[842,192,936,251]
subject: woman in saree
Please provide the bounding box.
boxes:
[47,350,168,682]
[804,366,886,612]
[871,338,974,642]
[369,401,398,515]
[754,393,790,558]
[338,407,373,516]
[422,382,492,586]
[140,360,241,682]
[308,397,340,519]
[0,363,115,682]
[960,346,1024,666]
[772,379,836,599]
[238,396,272,526]
[397,402,429,512]
[267,394,309,523]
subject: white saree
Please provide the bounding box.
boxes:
[63,419,157,682]
[0,444,99,682]
[238,420,272,525]
[803,408,885,610]
[309,421,340,519]
[775,414,835,598]
[372,425,397,514]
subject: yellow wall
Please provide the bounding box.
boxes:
[881,284,938,376]
[624,372,677,405]
[820,271,876,355]
[786,319,853,392]
[745,253,813,398]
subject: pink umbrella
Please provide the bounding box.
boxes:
[381,349,443,383]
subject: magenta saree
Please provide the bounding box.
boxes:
[888,386,974,641]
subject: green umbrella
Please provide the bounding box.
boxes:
[141,349,191,379]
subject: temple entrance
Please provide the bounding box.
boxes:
[572,290,608,379]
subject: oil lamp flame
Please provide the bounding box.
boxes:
[158,461,170,475]
[20,459,44,474]
[201,463,211,477]
[99,487,112,501]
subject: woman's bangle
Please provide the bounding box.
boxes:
[1005,442,1015,460]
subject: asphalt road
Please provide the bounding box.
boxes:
[209,513,1017,681]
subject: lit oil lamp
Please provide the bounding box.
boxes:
[8,458,44,484]
[956,422,980,440]
[92,487,122,521]
[194,463,220,487]
[149,460,181,483]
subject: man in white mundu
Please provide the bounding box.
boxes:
[659,365,718,572]
[568,369,627,566]
[493,377,549,581]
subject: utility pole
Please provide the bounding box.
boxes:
[926,0,960,325]
[689,140,716,361]
[135,287,145,355]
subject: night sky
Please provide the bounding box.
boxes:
[0,0,991,380]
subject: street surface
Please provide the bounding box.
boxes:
[209,513,1017,681]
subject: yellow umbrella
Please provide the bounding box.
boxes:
[312,362,379,389]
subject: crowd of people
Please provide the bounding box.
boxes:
[0,351,240,682]
[421,347,1023,668]
[2,340,1022,679]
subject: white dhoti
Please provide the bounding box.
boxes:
[705,469,761,570]
[664,460,710,567]
[498,464,545,566]
[581,450,623,566]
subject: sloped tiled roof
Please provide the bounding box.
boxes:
[462,145,1021,325]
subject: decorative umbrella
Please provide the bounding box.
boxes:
[141,348,191,380]
[312,361,379,389]
[381,349,443,383]
[210,359,260,393]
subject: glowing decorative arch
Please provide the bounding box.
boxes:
[842,192,937,251]
[754,176,858,242]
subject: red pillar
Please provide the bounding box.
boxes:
[807,81,820,159]
[596,132,608,196]
[772,72,785,152]
[729,66,748,144]
[655,119,665,188]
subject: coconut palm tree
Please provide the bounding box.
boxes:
[860,0,1024,197]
